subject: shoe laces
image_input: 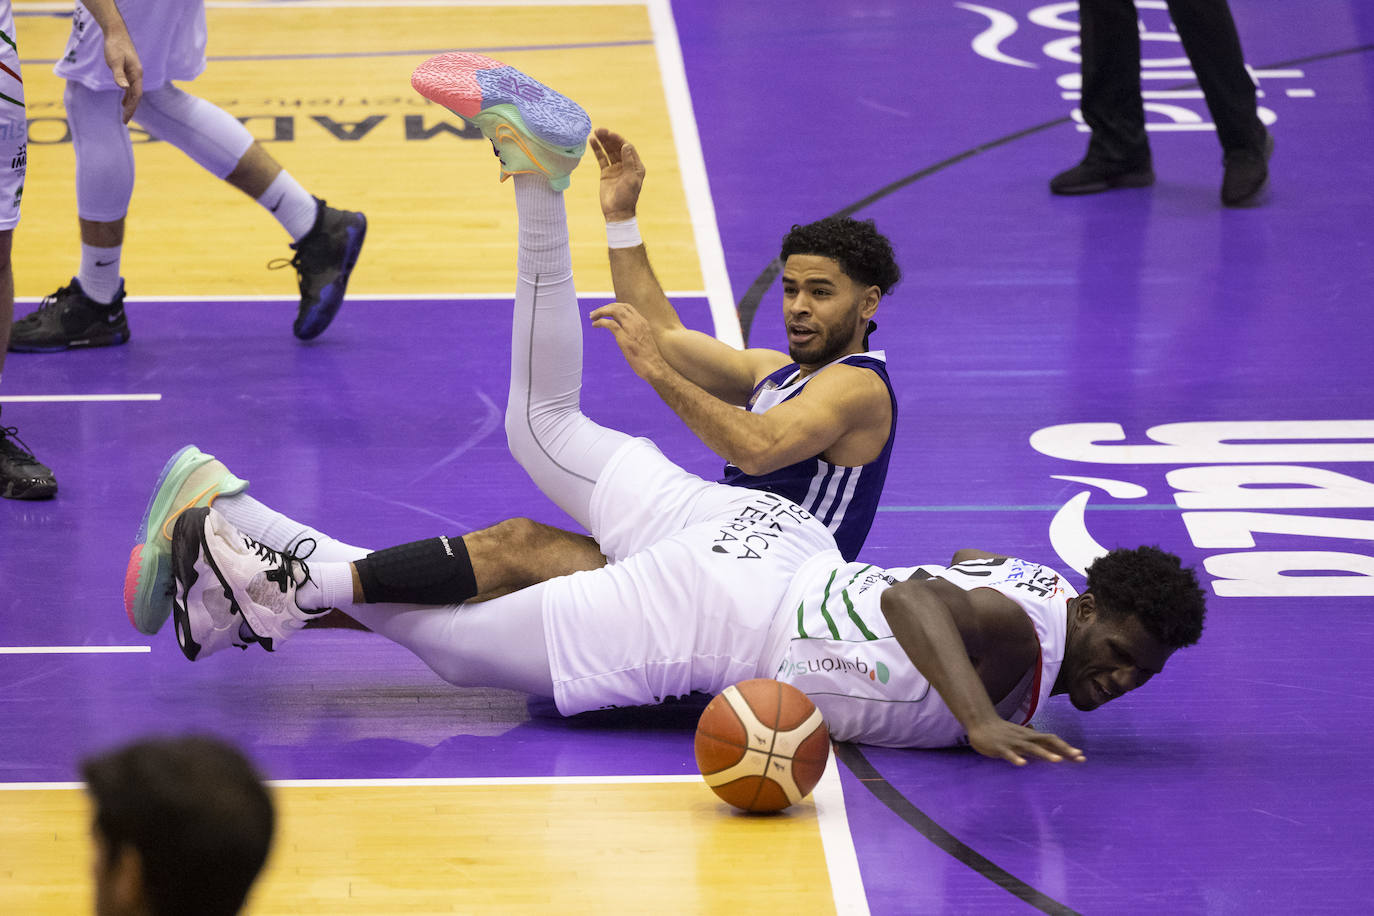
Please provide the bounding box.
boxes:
[0,425,38,461]
[239,534,317,593]
[15,284,76,325]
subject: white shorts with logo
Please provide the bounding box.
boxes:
[541,439,843,715]
[56,0,207,91]
[0,3,25,230]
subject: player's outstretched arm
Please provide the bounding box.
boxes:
[84,0,142,122]
[879,577,1085,765]
[591,128,779,404]
[591,302,884,474]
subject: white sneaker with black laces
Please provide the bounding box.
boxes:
[171,506,324,657]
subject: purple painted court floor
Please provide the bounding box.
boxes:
[3,2,1372,913]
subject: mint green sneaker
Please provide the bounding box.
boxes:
[123,445,249,635]
[410,51,591,191]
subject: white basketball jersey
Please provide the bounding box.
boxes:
[56,0,207,91]
[770,557,1073,746]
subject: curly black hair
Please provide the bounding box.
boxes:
[779,217,901,296]
[1084,546,1207,649]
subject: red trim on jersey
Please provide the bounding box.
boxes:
[0,62,21,84]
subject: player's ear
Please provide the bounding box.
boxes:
[860,285,881,320]
[1075,592,1098,623]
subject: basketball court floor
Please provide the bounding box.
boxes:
[2,1,1371,912]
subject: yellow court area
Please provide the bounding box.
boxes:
[12,1,703,298]
[1,779,837,914]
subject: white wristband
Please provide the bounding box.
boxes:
[606,217,642,249]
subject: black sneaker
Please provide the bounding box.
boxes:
[1050,157,1155,195]
[8,278,129,352]
[1221,132,1273,208]
[277,197,367,341]
[0,418,57,499]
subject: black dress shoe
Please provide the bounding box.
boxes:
[1221,132,1274,207]
[1049,158,1155,195]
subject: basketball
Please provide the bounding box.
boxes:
[694,678,831,812]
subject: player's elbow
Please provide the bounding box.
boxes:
[728,441,788,476]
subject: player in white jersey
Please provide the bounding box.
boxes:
[152,52,1206,765]
[8,0,367,353]
[0,0,138,498]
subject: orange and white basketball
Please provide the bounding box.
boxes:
[694,678,830,812]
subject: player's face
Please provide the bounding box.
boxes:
[780,255,878,367]
[1063,596,1176,711]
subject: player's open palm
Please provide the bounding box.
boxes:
[966,718,1085,766]
[591,128,645,222]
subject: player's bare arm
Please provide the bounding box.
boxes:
[591,128,785,402]
[880,577,1086,766]
[592,302,888,474]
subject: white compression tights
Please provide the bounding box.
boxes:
[215,173,631,697]
[65,82,255,221]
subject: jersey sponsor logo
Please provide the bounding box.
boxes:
[778,654,892,685]
[1032,420,1374,598]
[711,492,813,560]
[949,556,1066,599]
[958,1,1312,135]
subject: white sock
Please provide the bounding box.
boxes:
[212,493,370,563]
[78,244,123,304]
[295,560,355,611]
[512,173,571,277]
[257,170,319,242]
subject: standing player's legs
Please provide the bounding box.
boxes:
[134,84,367,339]
[0,29,57,498]
[9,82,366,351]
[8,83,133,353]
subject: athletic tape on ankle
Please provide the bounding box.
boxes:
[605,217,642,249]
[355,536,478,605]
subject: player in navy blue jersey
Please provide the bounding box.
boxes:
[591,129,901,561]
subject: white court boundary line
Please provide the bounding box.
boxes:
[0,645,151,654]
[0,394,161,402]
[813,755,872,916]
[648,0,742,348]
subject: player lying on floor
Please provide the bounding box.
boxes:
[140,51,1205,766]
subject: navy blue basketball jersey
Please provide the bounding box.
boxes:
[719,351,896,561]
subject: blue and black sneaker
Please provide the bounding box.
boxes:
[279,197,367,340]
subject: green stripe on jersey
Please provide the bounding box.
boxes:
[839,566,880,640]
[0,30,14,52]
[0,91,22,110]
[817,570,841,640]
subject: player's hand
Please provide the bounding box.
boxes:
[590,128,645,224]
[103,32,143,123]
[966,719,1085,766]
[590,301,669,381]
